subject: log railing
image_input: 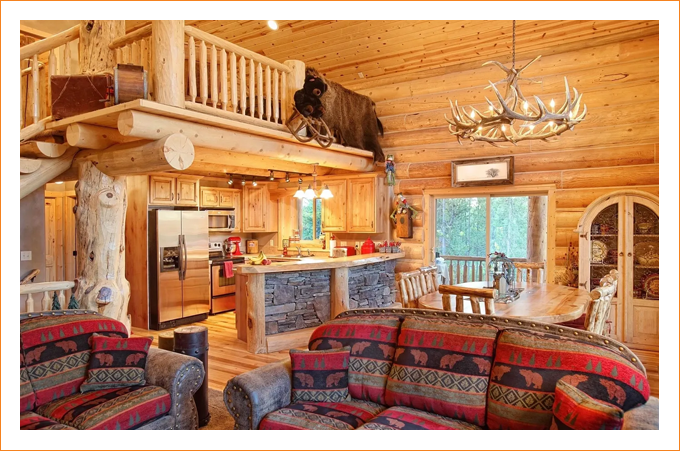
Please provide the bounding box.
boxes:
[20,280,76,313]
[109,24,154,99]
[440,255,527,285]
[183,26,292,128]
[20,24,80,141]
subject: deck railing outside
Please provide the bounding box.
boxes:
[20,24,80,141]
[20,280,76,313]
[440,255,527,285]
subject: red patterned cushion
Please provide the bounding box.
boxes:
[384,318,498,427]
[290,348,350,403]
[259,400,386,430]
[20,344,36,412]
[308,316,401,403]
[357,406,481,430]
[80,334,152,392]
[551,379,624,430]
[20,313,127,407]
[36,385,170,430]
[20,411,76,430]
[487,329,649,430]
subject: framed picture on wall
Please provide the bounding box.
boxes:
[451,156,514,187]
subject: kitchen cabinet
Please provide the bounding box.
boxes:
[148,175,176,205]
[149,175,200,207]
[176,177,199,206]
[347,176,385,233]
[321,180,347,232]
[576,190,659,349]
[243,185,276,232]
[200,187,237,209]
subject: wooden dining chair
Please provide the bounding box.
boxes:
[438,284,499,315]
[396,270,426,308]
[515,261,546,283]
[584,270,618,335]
[419,265,440,294]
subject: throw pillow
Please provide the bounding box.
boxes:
[384,317,499,427]
[308,316,401,404]
[290,348,351,403]
[80,334,153,393]
[551,379,624,430]
[487,329,649,430]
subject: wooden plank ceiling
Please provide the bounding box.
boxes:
[128,20,658,88]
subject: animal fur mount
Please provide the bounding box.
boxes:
[289,68,385,162]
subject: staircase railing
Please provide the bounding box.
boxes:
[20,280,76,313]
[20,24,80,141]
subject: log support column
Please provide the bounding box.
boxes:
[245,274,266,354]
[74,20,131,331]
[527,195,548,282]
[331,267,349,319]
[282,60,305,123]
[152,20,185,108]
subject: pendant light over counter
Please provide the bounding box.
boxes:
[290,164,333,200]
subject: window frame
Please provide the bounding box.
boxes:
[424,184,557,282]
[297,197,324,247]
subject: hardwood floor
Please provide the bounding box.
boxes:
[131,312,294,391]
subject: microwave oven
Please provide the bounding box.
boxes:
[207,210,236,232]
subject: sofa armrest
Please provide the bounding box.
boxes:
[623,397,659,430]
[145,347,205,430]
[224,360,292,430]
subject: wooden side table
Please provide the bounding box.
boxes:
[173,326,210,427]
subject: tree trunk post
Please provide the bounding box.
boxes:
[151,20,185,108]
[74,21,131,331]
[282,60,305,124]
[527,195,548,282]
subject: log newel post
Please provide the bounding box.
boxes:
[74,20,131,332]
[151,20,185,108]
[282,60,305,124]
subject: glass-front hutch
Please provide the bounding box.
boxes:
[576,190,659,349]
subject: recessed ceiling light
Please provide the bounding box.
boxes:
[267,20,278,31]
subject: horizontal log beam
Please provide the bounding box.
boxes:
[75,134,194,176]
[108,24,152,49]
[20,24,79,60]
[20,158,42,174]
[117,110,373,172]
[20,141,69,158]
[20,118,50,142]
[20,147,78,199]
[66,123,132,149]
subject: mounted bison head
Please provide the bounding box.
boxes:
[293,68,385,162]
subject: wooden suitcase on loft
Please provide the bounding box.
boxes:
[50,64,147,120]
[50,74,113,120]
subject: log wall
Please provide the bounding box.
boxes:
[361,35,659,278]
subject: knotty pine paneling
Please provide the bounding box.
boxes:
[379,33,658,279]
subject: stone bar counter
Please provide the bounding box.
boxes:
[235,253,404,354]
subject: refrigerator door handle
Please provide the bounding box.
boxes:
[178,234,184,281]
[182,234,188,280]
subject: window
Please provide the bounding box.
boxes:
[435,195,534,259]
[299,198,323,242]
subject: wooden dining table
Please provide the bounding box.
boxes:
[418,281,591,323]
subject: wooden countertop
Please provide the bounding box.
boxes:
[235,252,405,274]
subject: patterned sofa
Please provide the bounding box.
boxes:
[20,310,205,430]
[224,309,659,430]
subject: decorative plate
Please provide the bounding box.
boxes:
[642,273,659,300]
[634,241,659,266]
[591,240,607,263]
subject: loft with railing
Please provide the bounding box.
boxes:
[19,21,375,201]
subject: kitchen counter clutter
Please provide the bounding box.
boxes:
[236,253,404,354]
[234,252,404,274]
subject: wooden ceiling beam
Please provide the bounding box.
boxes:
[20,147,78,199]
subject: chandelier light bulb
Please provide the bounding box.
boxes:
[304,184,316,199]
[293,178,305,198]
[319,184,334,199]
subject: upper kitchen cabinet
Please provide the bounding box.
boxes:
[200,187,238,209]
[243,184,277,232]
[347,175,386,233]
[321,180,347,232]
[200,188,220,208]
[149,175,200,207]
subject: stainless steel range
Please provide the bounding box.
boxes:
[209,242,244,314]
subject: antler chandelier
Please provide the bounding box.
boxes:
[446,20,587,145]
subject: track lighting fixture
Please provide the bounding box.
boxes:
[227,174,234,185]
[285,173,290,183]
[269,170,275,181]
[241,176,246,186]
[252,178,258,187]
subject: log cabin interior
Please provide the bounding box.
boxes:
[16,18,665,433]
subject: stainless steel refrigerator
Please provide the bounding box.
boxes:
[149,210,209,330]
